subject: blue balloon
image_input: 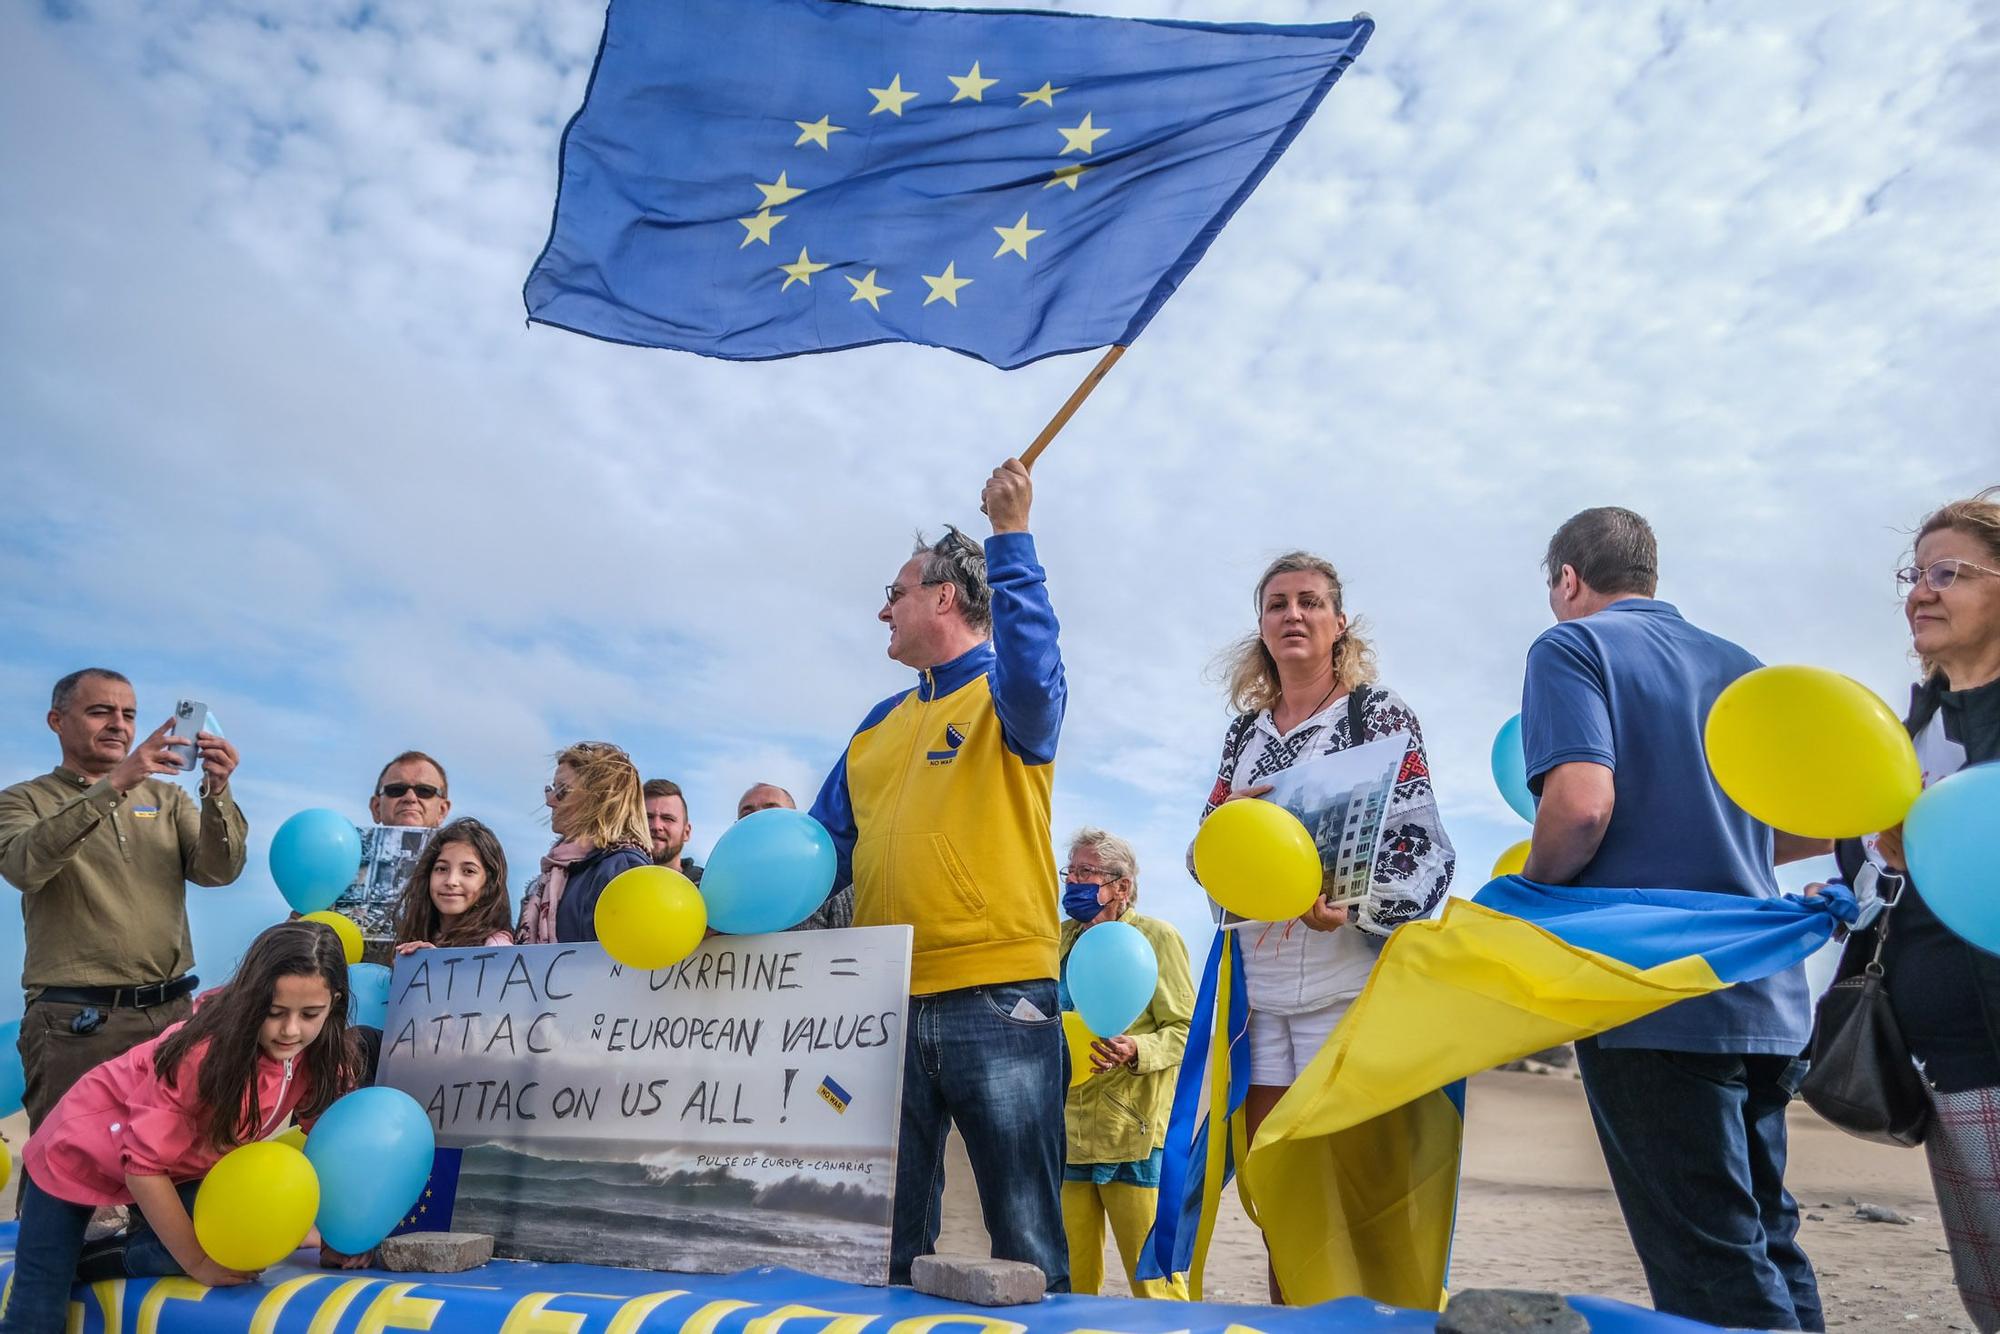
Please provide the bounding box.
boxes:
[348,963,392,1030]
[269,810,363,914]
[303,1086,436,1254]
[1905,764,2000,954]
[1491,715,1537,824]
[701,809,838,935]
[0,1020,23,1118]
[1067,920,1158,1038]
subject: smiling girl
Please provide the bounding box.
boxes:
[2,923,357,1331]
[392,817,515,955]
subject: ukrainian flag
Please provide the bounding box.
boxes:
[1143,878,1852,1309]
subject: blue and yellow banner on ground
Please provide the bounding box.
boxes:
[524,0,1373,368]
[0,1227,1758,1332]
[1146,878,1847,1310]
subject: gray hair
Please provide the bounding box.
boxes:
[1067,826,1139,901]
[51,668,132,713]
[1543,507,1658,597]
[913,525,992,634]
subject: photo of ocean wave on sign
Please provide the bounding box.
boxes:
[449,1137,896,1281]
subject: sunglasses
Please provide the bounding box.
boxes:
[1897,558,2000,593]
[378,783,443,800]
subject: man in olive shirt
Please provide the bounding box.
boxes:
[0,668,246,1128]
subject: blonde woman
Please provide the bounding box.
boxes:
[516,741,651,945]
[1195,552,1454,1297]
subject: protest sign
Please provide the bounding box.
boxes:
[377,926,911,1284]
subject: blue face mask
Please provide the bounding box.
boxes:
[1063,880,1106,922]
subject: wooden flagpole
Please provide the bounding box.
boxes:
[1020,344,1126,469]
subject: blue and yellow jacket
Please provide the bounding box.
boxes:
[811,532,1066,996]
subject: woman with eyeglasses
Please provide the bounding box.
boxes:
[515,742,651,945]
[1823,490,2000,1332]
[1194,551,1455,1302]
[1057,827,1194,1300]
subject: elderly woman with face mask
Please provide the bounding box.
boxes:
[1821,490,2000,1332]
[1057,828,1193,1300]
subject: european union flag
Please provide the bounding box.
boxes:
[524,0,1374,369]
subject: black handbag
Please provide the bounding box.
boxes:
[1799,872,1932,1147]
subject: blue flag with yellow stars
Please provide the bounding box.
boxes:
[523,0,1374,369]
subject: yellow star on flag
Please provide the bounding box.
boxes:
[793,116,846,149]
[779,247,831,291]
[1044,165,1091,190]
[992,213,1045,260]
[1058,112,1109,155]
[921,262,972,307]
[737,210,786,247]
[948,62,998,103]
[847,269,892,311]
[868,74,919,116]
[756,172,807,208]
[1018,82,1067,108]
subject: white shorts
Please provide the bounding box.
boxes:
[1246,1000,1353,1086]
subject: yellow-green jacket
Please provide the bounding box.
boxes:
[1061,908,1195,1166]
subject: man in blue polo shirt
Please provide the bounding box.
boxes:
[1521,507,1828,1333]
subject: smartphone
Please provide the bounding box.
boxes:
[166,698,208,771]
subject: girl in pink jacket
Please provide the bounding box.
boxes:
[4,921,357,1332]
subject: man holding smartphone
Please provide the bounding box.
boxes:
[0,668,247,1128]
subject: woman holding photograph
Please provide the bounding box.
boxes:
[516,742,651,946]
[1194,551,1455,1299]
[393,818,516,954]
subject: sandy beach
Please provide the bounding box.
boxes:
[2,1072,1959,1328]
[937,1070,1961,1330]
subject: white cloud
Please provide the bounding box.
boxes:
[2,1,1995,1004]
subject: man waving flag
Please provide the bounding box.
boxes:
[524,0,1374,369]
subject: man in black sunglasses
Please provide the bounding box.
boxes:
[368,751,452,829]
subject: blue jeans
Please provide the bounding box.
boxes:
[1575,1038,1823,1332]
[1,1171,192,1334]
[892,979,1067,1291]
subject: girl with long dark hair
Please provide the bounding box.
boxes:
[392,817,515,954]
[2,922,358,1331]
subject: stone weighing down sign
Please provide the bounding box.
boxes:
[378,926,913,1284]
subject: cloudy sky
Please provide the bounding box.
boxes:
[2,0,1995,1005]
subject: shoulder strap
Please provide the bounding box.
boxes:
[1345,683,1372,743]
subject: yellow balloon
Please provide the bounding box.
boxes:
[300,911,363,966]
[273,1125,308,1151]
[0,1144,11,1194]
[1191,799,1322,921]
[1491,839,1532,879]
[1062,1011,1095,1089]
[1704,665,1922,839]
[595,866,707,969]
[193,1141,319,1271]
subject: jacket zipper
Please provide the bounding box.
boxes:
[885,667,935,906]
[257,1057,296,1139]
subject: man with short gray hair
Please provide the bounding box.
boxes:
[812,457,1069,1289]
[0,669,246,1127]
[1521,507,1825,1331]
